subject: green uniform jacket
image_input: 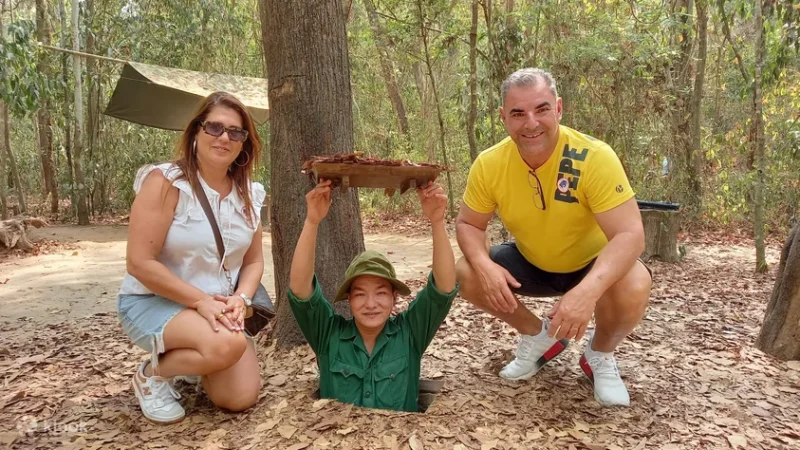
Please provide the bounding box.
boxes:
[288,273,457,412]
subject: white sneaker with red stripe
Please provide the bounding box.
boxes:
[131,360,186,424]
[499,321,569,381]
[579,339,630,407]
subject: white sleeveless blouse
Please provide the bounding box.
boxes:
[118,163,266,297]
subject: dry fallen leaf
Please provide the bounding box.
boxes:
[336,426,357,436]
[255,419,280,433]
[0,432,18,446]
[727,434,747,448]
[481,439,499,450]
[312,398,333,411]
[383,434,398,450]
[268,374,288,386]
[286,444,310,450]
[786,361,800,371]
[470,431,494,444]
[409,434,424,450]
[574,421,591,432]
[713,417,739,427]
[278,425,298,439]
[272,399,289,411]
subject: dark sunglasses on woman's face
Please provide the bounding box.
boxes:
[200,121,249,142]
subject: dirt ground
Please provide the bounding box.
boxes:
[1,225,800,450]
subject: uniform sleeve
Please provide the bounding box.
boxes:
[288,276,338,356]
[583,145,635,214]
[462,157,496,214]
[399,272,458,356]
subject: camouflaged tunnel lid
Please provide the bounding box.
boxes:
[105,62,269,131]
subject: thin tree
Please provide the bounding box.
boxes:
[688,0,708,211]
[0,0,26,215]
[0,1,7,219]
[72,0,89,225]
[752,0,767,273]
[35,0,58,215]
[416,0,455,218]
[363,0,411,142]
[263,0,366,348]
[59,0,75,207]
[718,0,767,272]
[466,0,479,162]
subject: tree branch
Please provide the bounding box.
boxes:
[373,9,492,63]
[717,0,750,84]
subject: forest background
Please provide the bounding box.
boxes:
[1,0,799,271]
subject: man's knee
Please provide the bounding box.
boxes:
[456,256,480,300]
[202,332,248,372]
[604,262,652,312]
[626,262,653,301]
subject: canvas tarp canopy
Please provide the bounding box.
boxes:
[104,61,269,131]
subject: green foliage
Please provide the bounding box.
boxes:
[0,0,797,235]
[0,20,51,116]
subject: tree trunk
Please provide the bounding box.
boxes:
[59,0,74,209]
[753,0,767,273]
[640,209,681,262]
[2,106,26,214]
[364,0,410,140]
[0,3,6,219]
[688,0,707,212]
[86,0,104,215]
[672,0,696,213]
[756,224,800,360]
[72,0,89,225]
[263,0,366,349]
[35,0,58,215]
[0,3,25,215]
[482,0,498,144]
[411,57,435,162]
[0,103,8,220]
[466,0,479,162]
[417,0,455,219]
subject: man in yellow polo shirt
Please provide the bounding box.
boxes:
[456,68,652,407]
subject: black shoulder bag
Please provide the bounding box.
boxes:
[193,182,275,335]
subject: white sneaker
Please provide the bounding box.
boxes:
[579,344,630,407]
[499,323,569,381]
[131,360,186,424]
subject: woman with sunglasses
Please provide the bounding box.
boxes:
[117,92,266,423]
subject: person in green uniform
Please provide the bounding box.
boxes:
[288,178,458,412]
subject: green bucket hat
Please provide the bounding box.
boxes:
[334,250,411,302]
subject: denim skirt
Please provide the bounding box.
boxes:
[117,294,186,371]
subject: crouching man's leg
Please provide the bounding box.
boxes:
[580,260,651,406]
[455,246,570,381]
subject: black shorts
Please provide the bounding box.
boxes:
[489,242,653,297]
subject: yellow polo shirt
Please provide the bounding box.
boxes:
[463,126,634,273]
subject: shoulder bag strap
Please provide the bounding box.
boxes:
[193,180,226,261]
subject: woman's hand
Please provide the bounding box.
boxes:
[306,179,333,225]
[192,296,236,332]
[213,294,247,331]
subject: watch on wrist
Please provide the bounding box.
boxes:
[238,293,252,307]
